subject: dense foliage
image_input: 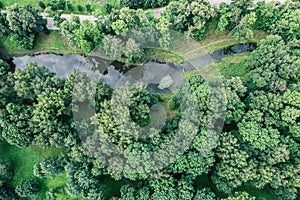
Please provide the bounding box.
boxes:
[164,0,215,40]
[4,4,48,49]
[120,0,170,9]
[15,180,40,197]
[0,0,299,199]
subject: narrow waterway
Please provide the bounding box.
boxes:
[6,43,256,93]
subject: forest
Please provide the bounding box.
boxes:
[0,0,299,199]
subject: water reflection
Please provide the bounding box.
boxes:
[10,43,257,93]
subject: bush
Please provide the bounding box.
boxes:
[77,5,83,12]
[48,0,66,10]
[15,180,40,197]
[33,157,65,178]
[86,4,91,12]
[105,3,113,14]
[38,1,46,9]
[0,1,3,9]
[46,188,63,200]
[120,0,170,9]
[66,2,73,11]
[0,187,18,200]
[168,96,179,110]
[0,159,13,187]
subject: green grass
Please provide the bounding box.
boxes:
[217,53,251,81]
[199,19,268,53]
[0,31,82,57]
[144,48,185,63]
[0,140,66,198]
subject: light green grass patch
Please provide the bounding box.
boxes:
[144,48,185,63]
[217,53,250,81]
[0,140,65,187]
[0,140,66,199]
[199,19,268,53]
[0,31,82,56]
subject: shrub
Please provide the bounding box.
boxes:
[38,1,46,9]
[48,0,66,11]
[33,157,65,178]
[0,159,13,187]
[15,180,40,197]
[0,187,18,200]
[66,2,73,11]
[0,1,3,9]
[77,5,83,12]
[86,4,91,12]
[168,96,179,110]
[105,3,113,14]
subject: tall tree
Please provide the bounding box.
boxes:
[5,4,47,49]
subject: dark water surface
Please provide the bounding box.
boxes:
[6,43,256,93]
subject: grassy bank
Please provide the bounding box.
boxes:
[199,19,267,53]
[0,31,82,57]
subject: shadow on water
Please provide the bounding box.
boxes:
[211,43,257,61]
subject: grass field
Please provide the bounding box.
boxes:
[0,140,67,198]
[0,31,83,57]
[217,52,251,81]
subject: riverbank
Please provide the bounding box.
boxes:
[0,25,267,60]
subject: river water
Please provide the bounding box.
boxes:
[8,43,256,93]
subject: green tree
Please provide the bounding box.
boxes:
[0,159,13,187]
[232,12,256,39]
[158,75,174,90]
[224,191,256,200]
[247,35,299,92]
[217,0,254,39]
[1,103,34,147]
[124,38,144,63]
[107,7,144,35]
[0,59,10,84]
[47,0,66,11]
[212,132,258,194]
[6,4,47,49]
[254,1,280,32]
[164,0,214,40]
[224,77,246,124]
[0,187,18,200]
[0,12,8,37]
[15,180,40,197]
[34,156,65,178]
[274,8,300,41]
[65,162,103,199]
[10,63,59,102]
[194,188,216,200]
[73,20,102,52]
[30,87,73,148]
[102,35,125,60]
